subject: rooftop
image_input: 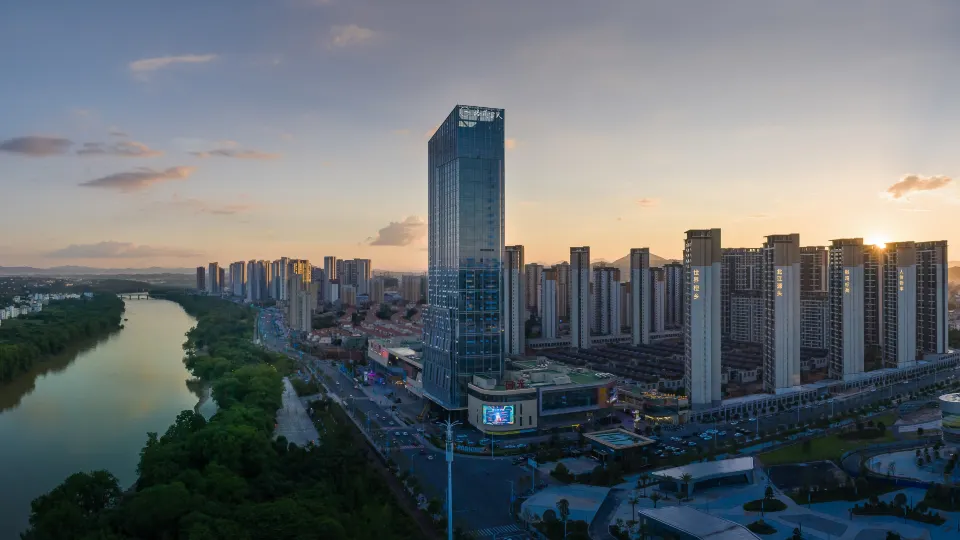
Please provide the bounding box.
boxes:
[652,456,755,481]
[639,506,760,540]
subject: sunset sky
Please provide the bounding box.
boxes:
[2,1,958,271]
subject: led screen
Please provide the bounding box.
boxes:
[482,405,515,426]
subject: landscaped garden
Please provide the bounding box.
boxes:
[850,492,946,526]
[758,414,896,466]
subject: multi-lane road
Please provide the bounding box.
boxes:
[258,308,529,538]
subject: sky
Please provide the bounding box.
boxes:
[2,0,959,271]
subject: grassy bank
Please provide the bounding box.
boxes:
[759,413,897,466]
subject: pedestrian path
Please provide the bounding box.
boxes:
[467,523,523,538]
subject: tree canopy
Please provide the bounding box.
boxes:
[22,294,421,540]
[0,294,124,383]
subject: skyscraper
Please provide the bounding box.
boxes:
[828,238,865,379]
[570,247,591,349]
[651,267,666,333]
[800,246,828,293]
[882,242,917,368]
[401,274,424,303]
[503,245,525,355]
[592,266,621,336]
[356,258,372,296]
[721,248,763,339]
[664,262,684,329]
[524,263,543,318]
[762,234,802,392]
[916,240,949,356]
[371,277,385,304]
[207,262,220,294]
[541,268,558,339]
[217,267,225,295]
[555,261,570,320]
[684,229,721,408]
[422,105,505,409]
[230,261,246,297]
[196,266,205,292]
[324,256,338,281]
[630,248,652,345]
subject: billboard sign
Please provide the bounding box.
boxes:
[482,405,515,426]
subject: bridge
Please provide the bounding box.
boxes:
[117,292,150,300]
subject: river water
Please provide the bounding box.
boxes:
[0,299,204,538]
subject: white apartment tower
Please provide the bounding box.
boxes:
[541,268,558,339]
[630,248,652,345]
[684,229,722,408]
[882,242,918,368]
[570,247,591,349]
[762,234,802,392]
[828,238,865,379]
[503,245,526,355]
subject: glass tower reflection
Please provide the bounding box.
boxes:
[422,105,505,409]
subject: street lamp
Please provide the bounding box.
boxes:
[442,417,461,540]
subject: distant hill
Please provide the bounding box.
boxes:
[949,266,960,284]
[602,253,674,276]
[0,266,194,276]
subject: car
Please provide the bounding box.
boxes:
[748,417,757,422]
[702,435,713,441]
[670,437,681,442]
[427,454,435,460]
[687,442,696,447]
[512,457,526,465]
[402,431,409,436]
[717,431,726,436]
[730,420,739,425]
[734,432,743,437]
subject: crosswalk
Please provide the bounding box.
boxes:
[467,523,524,538]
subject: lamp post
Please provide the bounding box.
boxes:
[442,417,461,540]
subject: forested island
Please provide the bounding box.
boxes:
[0,294,124,384]
[22,293,422,540]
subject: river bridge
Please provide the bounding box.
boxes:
[117,292,150,300]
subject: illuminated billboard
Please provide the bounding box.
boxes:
[482,405,515,426]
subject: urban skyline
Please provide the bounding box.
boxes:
[4,2,960,271]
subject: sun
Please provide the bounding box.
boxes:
[865,235,889,248]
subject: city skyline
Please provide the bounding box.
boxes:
[3,1,960,271]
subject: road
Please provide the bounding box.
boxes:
[258,308,529,538]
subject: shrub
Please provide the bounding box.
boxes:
[743,499,787,512]
[746,520,777,535]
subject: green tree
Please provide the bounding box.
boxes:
[650,493,662,508]
[680,473,694,499]
[22,470,122,540]
[556,498,570,538]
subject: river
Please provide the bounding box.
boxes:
[0,298,207,538]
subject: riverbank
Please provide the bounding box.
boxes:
[0,298,198,538]
[0,294,124,384]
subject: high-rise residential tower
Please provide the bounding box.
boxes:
[762,234,802,392]
[555,261,570,320]
[503,245,526,355]
[800,246,829,293]
[422,105,505,409]
[882,242,917,368]
[828,238,865,379]
[664,262,684,328]
[356,258,372,296]
[917,240,949,356]
[207,262,220,294]
[684,229,722,408]
[541,269,558,339]
[630,248,652,345]
[592,266,621,336]
[218,267,225,295]
[570,247,591,349]
[652,267,666,333]
[524,263,544,318]
[196,266,205,292]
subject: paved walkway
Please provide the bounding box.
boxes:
[274,377,320,447]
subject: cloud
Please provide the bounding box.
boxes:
[0,136,72,157]
[77,141,163,158]
[885,174,953,199]
[746,213,770,219]
[635,198,660,208]
[368,216,426,246]
[46,241,201,259]
[190,147,279,160]
[168,194,258,216]
[128,54,218,76]
[505,138,517,150]
[329,24,376,48]
[108,127,128,138]
[79,166,195,192]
